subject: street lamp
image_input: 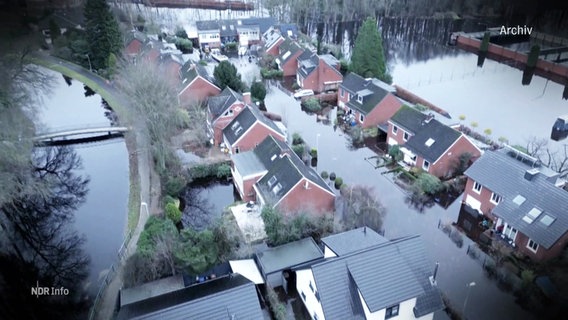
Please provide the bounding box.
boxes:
[85,53,92,72]
[462,282,476,318]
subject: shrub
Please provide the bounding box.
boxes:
[334,177,343,189]
[303,98,322,112]
[175,26,188,39]
[388,145,403,163]
[329,172,336,180]
[292,132,304,145]
[320,171,329,179]
[198,59,208,66]
[225,42,238,52]
[250,81,267,101]
[292,144,305,158]
[165,202,182,224]
[484,128,492,136]
[266,286,287,320]
[216,164,231,178]
[175,38,193,53]
[310,148,318,158]
[261,68,283,79]
[291,82,300,90]
[415,173,444,195]
[164,175,187,197]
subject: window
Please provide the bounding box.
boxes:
[392,125,398,134]
[340,88,344,98]
[309,281,314,293]
[315,291,320,302]
[473,181,482,194]
[267,176,277,187]
[301,291,306,301]
[490,192,501,204]
[357,95,363,103]
[385,304,399,319]
[527,239,539,253]
[313,313,318,320]
[403,132,409,141]
[423,160,430,171]
[235,147,240,154]
[359,114,365,123]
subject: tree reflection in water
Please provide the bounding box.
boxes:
[0,146,90,319]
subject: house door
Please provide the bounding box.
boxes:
[503,223,517,241]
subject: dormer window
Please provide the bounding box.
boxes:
[357,95,363,104]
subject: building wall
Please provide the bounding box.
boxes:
[514,231,568,262]
[361,94,403,128]
[386,122,413,146]
[296,269,325,320]
[429,135,481,178]
[359,291,419,320]
[266,38,284,56]
[178,78,221,107]
[323,245,337,258]
[462,178,497,218]
[281,50,304,77]
[198,31,221,48]
[211,103,245,146]
[229,124,286,154]
[278,178,335,214]
[125,39,143,56]
[337,87,351,108]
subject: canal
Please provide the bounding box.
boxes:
[37,68,129,298]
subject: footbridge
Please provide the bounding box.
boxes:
[34,126,129,147]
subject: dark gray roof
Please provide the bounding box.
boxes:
[207,87,243,121]
[298,51,318,78]
[321,226,387,256]
[391,105,462,163]
[310,235,444,319]
[255,137,334,206]
[464,150,568,249]
[196,20,220,31]
[116,274,263,320]
[180,60,214,87]
[277,38,303,65]
[223,105,284,146]
[256,237,323,274]
[342,72,394,115]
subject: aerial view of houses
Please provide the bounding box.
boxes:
[1,1,568,320]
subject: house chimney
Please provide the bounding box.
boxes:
[524,168,539,181]
[243,92,252,105]
[433,262,439,280]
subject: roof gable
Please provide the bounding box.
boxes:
[465,150,568,248]
[390,105,427,132]
[311,235,443,319]
[277,39,303,65]
[343,73,395,115]
[207,87,243,120]
[180,60,215,88]
[223,105,284,146]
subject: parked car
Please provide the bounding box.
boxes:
[293,89,314,99]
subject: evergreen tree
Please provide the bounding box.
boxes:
[84,0,122,71]
[213,61,244,92]
[350,17,392,84]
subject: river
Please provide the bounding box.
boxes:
[36,68,129,298]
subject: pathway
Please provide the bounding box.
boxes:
[30,52,159,320]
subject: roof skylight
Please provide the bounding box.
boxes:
[540,214,556,227]
[512,195,526,205]
[425,138,435,147]
[522,208,543,224]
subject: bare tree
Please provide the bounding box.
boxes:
[523,136,568,175]
[340,185,386,232]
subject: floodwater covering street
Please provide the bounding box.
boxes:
[37,68,129,297]
[264,81,536,319]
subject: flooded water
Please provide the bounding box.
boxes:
[181,180,238,230]
[264,82,536,320]
[37,69,129,296]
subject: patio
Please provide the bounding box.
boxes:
[230,202,266,243]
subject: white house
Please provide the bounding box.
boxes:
[295,228,444,320]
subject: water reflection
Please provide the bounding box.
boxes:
[0,146,90,319]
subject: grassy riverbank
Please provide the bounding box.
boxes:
[30,56,141,233]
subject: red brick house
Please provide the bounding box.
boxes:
[206,88,250,146]
[463,149,568,261]
[263,27,285,56]
[178,60,221,107]
[387,105,482,178]
[222,105,286,154]
[275,38,304,77]
[337,73,403,128]
[159,53,183,88]
[231,136,336,213]
[296,53,343,93]
[124,31,147,62]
